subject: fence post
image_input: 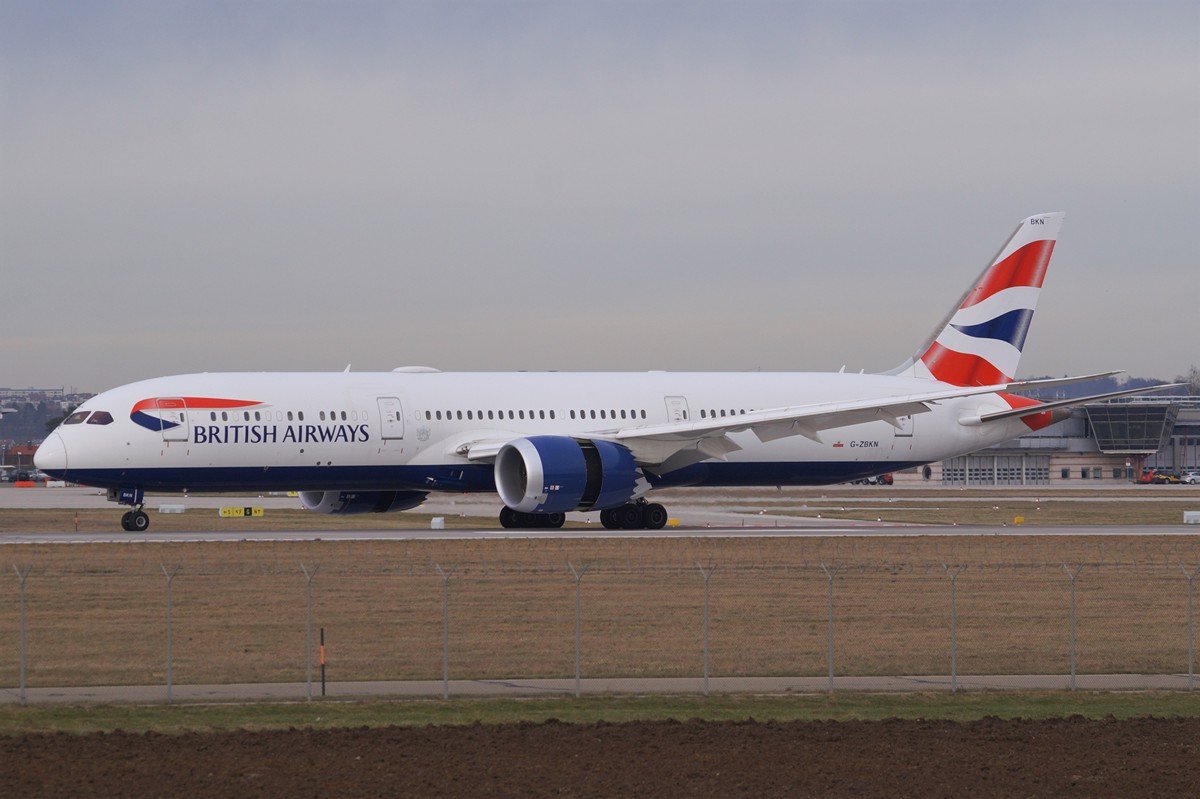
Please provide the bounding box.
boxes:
[1062,563,1084,691]
[567,561,589,698]
[12,565,31,706]
[696,563,715,696]
[1184,566,1198,691]
[299,563,319,701]
[942,564,964,694]
[820,564,841,696]
[434,564,455,700]
[160,563,180,704]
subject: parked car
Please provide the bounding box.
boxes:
[1183,471,1200,485]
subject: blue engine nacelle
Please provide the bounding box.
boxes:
[299,490,428,514]
[494,436,644,514]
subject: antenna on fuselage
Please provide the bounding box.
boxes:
[343,364,352,373]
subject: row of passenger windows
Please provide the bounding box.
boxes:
[207,410,368,423]
[62,410,113,426]
[423,408,651,422]
[700,409,751,418]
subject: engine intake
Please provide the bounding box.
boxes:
[299,490,428,515]
[494,436,642,514]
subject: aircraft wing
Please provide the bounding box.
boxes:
[461,381,1026,468]
[458,377,1182,473]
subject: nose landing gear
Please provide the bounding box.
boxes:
[121,508,150,532]
[110,486,151,532]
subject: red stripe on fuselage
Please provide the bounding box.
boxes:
[920,341,1010,387]
[960,239,1055,308]
[130,397,262,414]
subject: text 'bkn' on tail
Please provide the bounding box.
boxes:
[891,212,1065,386]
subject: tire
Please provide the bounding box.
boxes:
[617,504,643,530]
[643,503,668,530]
[499,506,517,528]
[120,512,132,531]
[546,512,566,529]
[130,510,150,532]
[600,509,620,530]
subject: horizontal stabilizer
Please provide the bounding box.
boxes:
[977,383,1184,424]
[1004,371,1124,392]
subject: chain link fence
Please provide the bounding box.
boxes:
[2,540,1198,704]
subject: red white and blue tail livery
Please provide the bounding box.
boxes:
[36,212,1178,531]
[902,213,1062,387]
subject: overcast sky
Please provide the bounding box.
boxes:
[2,1,1197,393]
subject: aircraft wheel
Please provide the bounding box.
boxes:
[642,503,668,530]
[129,510,150,532]
[545,512,566,529]
[120,511,133,531]
[499,506,517,528]
[617,504,643,530]
[600,509,620,529]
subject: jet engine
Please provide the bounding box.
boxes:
[299,490,428,514]
[494,436,644,514]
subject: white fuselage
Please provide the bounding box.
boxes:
[38,370,1032,494]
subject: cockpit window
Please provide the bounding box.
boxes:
[63,411,91,425]
[86,411,114,425]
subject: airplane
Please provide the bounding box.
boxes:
[35,213,1178,532]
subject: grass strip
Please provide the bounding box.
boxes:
[2,691,1199,735]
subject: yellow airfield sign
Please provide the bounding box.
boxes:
[219,506,264,518]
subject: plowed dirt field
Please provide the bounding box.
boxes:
[2,716,1197,797]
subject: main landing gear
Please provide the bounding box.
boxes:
[600,501,668,531]
[499,506,566,529]
[497,501,669,530]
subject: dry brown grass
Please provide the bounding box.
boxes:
[1,535,1198,688]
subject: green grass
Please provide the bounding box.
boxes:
[2,692,1199,735]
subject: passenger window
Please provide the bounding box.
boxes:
[488,411,494,420]
[519,410,525,419]
[63,411,90,425]
[590,410,596,419]
[549,411,555,419]
[86,411,114,425]
[211,412,217,421]
[641,410,646,419]
[298,411,305,421]
[426,411,431,420]
[321,412,326,421]
[467,411,473,420]
[436,411,442,420]
[287,411,294,421]
[508,410,514,420]
[255,411,261,421]
[456,410,463,420]
[341,411,347,421]
[620,410,627,419]
[539,410,545,419]
[599,410,606,419]
[700,410,707,419]
[570,410,576,419]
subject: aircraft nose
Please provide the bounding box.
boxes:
[35,432,69,477]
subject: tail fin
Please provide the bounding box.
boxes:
[890,212,1065,386]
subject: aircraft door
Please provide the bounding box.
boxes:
[377,397,405,440]
[664,396,691,423]
[155,397,189,442]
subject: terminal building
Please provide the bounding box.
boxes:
[900,397,1199,485]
